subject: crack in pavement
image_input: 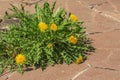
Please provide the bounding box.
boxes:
[88,1,108,9]
[71,63,119,80]
[71,64,91,80]
[94,66,118,72]
[21,0,43,6]
[87,28,120,35]
[77,0,120,23]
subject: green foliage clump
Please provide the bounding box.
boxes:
[0,2,94,74]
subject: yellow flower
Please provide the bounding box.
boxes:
[70,14,78,22]
[38,22,48,32]
[15,54,26,65]
[50,23,57,31]
[76,56,83,64]
[47,43,53,48]
[69,36,78,44]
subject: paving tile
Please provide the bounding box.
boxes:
[105,49,120,69]
[79,0,114,12]
[0,0,120,80]
[85,48,120,69]
[75,68,120,80]
[89,30,120,48]
[107,0,120,12]
[5,63,88,80]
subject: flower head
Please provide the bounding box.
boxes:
[50,23,57,31]
[70,14,78,22]
[15,54,26,65]
[76,55,83,64]
[47,43,53,48]
[69,35,78,44]
[38,22,48,32]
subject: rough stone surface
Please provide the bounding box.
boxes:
[0,0,120,80]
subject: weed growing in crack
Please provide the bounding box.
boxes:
[0,1,95,74]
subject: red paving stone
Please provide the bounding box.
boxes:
[0,0,120,80]
[76,68,120,80]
